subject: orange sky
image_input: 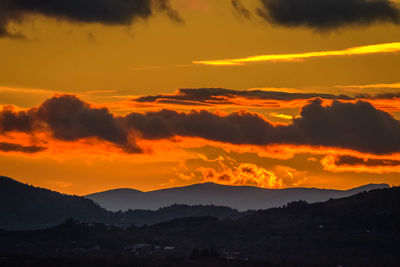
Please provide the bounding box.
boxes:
[1,0,400,194]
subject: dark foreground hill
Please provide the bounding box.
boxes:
[0,176,245,230]
[0,186,399,266]
[86,182,389,211]
[0,176,114,230]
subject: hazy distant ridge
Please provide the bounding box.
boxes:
[86,182,389,211]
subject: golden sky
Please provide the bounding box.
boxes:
[1,0,400,195]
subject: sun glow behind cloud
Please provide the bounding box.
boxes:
[193,42,400,66]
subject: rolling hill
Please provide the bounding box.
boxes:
[0,176,114,230]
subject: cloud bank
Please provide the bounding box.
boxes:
[2,94,400,156]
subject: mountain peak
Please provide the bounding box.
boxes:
[87,188,143,197]
[0,176,112,230]
[347,183,390,192]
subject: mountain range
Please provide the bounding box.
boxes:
[0,175,389,230]
[86,182,389,211]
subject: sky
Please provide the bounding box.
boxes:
[1,0,400,195]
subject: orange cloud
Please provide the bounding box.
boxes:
[199,162,284,189]
[193,42,400,66]
[193,154,309,188]
[337,82,400,90]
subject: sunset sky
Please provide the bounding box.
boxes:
[1,0,400,195]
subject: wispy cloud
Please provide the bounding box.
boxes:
[84,90,117,95]
[193,42,400,66]
[337,82,400,89]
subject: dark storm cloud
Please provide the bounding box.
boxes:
[0,95,141,153]
[123,109,301,144]
[293,99,400,154]
[36,95,141,153]
[2,95,400,155]
[0,106,34,133]
[127,98,400,154]
[133,88,353,105]
[0,0,181,37]
[256,0,400,30]
[0,142,45,153]
[36,95,126,143]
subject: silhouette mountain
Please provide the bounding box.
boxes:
[0,176,114,230]
[0,176,245,230]
[86,182,389,211]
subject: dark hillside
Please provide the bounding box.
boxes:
[0,176,114,230]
